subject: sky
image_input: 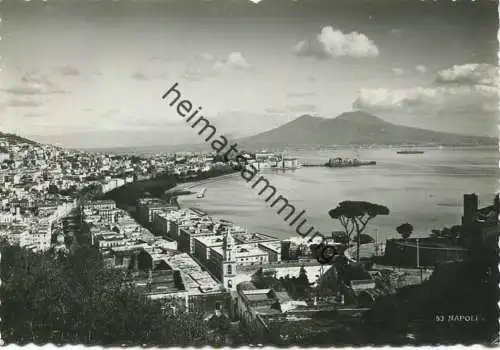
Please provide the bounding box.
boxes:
[1,0,498,148]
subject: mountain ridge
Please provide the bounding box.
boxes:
[12,111,498,153]
[237,111,496,150]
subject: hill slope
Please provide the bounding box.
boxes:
[0,132,38,145]
[238,111,496,149]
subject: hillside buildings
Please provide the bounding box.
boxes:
[0,136,232,252]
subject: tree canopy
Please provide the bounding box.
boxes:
[396,223,413,239]
[0,244,208,346]
[329,201,389,261]
[329,201,389,221]
[279,270,313,300]
[430,225,462,240]
[252,267,312,300]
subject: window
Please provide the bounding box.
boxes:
[227,279,233,288]
[227,265,232,275]
[215,302,221,311]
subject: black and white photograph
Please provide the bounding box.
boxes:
[0,0,499,346]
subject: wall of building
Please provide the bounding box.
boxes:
[178,228,191,253]
[235,252,268,266]
[188,292,233,319]
[235,289,270,340]
[193,239,210,264]
[383,238,467,267]
[259,244,281,263]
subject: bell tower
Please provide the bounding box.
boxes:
[221,228,236,289]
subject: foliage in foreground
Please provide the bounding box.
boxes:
[0,244,208,346]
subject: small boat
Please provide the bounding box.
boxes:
[196,188,207,198]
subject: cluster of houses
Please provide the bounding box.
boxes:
[104,198,382,340]
[0,135,235,253]
[0,197,78,252]
[83,199,233,317]
[82,196,363,339]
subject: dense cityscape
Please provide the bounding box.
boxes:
[0,134,498,346]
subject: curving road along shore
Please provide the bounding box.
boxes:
[104,168,238,209]
[167,172,239,192]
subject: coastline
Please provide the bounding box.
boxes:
[174,146,498,242]
[103,167,238,209]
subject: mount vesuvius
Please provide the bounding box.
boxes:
[237,111,496,149]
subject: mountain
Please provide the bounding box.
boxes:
[237,111,497,149]
[0,132,38,145]
[34,111,495,154]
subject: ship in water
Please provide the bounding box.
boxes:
[397,147,424,154]
[196,188,207,198]
[302,157,376,168]
[325,157,376,167]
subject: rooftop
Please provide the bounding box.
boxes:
[185,227,217,237]
[236,245,269,257]
[243,289,273,302]
[86,199,115,205]
[165,208,204,221]
[166,253,221,293]
[233,231,279,244]
[241,289,283,315]
[117,216,138,224]
[258,241,282,252]
[134,270,185,295]
[111,244,146,254]
[101,236,125,242]
[194,234,224,247]
[211,244,268,258]
[94,230,122,238]
[137,198,171,207]
[1,224,29,235]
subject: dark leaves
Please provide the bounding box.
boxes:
[0,245,208,346]
[329,201,390,219]
[396,223,414,239]
[328,201,389,262]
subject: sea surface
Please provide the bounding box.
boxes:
[178,146,499,242]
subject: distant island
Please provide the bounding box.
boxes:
[237,111,497,150]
